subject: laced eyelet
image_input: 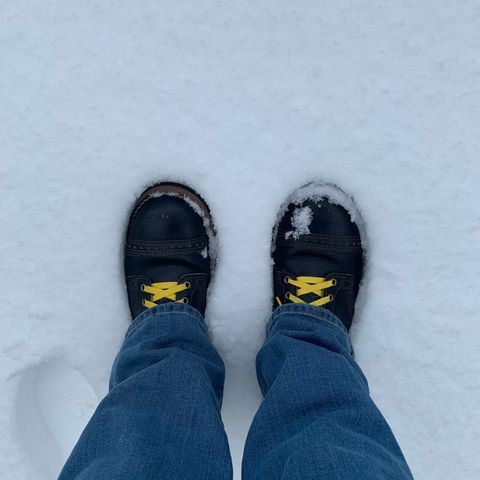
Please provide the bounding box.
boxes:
[331,279,337,286]
[328,294,334,301]
[285,292,291,300]
[140,284,146,291]
[142,299,147,306]
[184,282,191,289]
[284,276,290,284]
[182,297,189,304]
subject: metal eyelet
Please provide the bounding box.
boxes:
[184,282,191,289]
[182,297,189,304]
[285,292,291,300]
[140,284,146,291]
[142,299,147,306]
[284,276,290,284]
[329,294,334,301]
[331,279,337,287]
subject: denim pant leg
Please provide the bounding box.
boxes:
[58,303,232,480]
[242,304,413,480]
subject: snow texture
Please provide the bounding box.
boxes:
[1,1,480,479]
[15,360,99,479]
[284,206,312,240]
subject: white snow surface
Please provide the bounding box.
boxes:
[1,1,480,479]
[284,206,312,240]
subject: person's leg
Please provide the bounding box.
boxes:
[242,304,413,480]
[59,303,232,480]
[59,182,232,479]
[243,183,413,480]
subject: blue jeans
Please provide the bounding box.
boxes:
[58,303,413,480]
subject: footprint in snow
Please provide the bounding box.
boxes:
[15,358,98,479]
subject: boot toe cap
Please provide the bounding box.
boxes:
[279,198,360,238]
[128,194,206,241]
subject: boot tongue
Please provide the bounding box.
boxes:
[296,292,319,304]
[284,271,339,309]
[290,284,334,307]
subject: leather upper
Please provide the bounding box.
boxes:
[124,184,213,319]
[273,197,364,330]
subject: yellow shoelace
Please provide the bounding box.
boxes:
[277,276,336,307]
[141,281,190,308]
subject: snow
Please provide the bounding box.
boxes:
[16,360,99,478]
[1,1,480,479]
[284,205,312,240]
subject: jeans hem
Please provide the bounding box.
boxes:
[126,303,207,339]
[267,303,352,353]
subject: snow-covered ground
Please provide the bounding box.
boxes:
[2,1,480,479]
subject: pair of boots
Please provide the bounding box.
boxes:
[125,181,363,330]
[59,181,413,480]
